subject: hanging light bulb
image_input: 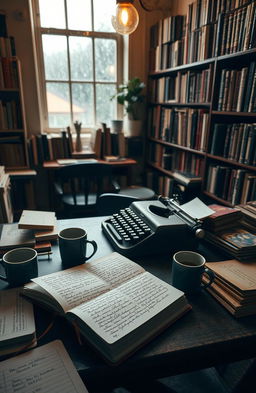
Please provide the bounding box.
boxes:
[112,1,139,35]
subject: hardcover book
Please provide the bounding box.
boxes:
[0,288,36,356]
[22,252,191,364]
[204,259,256,317]
[18,210,56,230]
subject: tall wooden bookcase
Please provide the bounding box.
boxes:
[0,12,29,170]
[146,0,256,206]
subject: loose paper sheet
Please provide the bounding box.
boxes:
[31,253,144,312]
[0,340,89,393]
[0,288,35,343]
[180,197,215,219]
[71,271,184,344]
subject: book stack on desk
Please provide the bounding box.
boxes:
[204,227,256,261]
[203,204,242,232]
[0,210,57,257]
[203,259,256,318]
[236,201,256,232]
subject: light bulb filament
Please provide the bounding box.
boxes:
[120,8,129,25]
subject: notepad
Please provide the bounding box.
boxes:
[0,340,89,393]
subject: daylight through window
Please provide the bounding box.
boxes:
[35,0,123,132]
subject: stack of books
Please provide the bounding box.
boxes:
[204,259,256,318]
[0,210,58,257]
[204,227,256,261]
[236,201,256,232]
[203,204,242,232]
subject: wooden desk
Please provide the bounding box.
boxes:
[1,216,255,392]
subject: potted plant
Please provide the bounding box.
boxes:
[111,77,145,137]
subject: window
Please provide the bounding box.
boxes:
[33,0,123,132]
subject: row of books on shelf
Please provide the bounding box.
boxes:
[150,106,209,152]
[149,145,204,177]
[0,35,16,58]
[217,63,256,112]
[206,165,256,205]
[217,2,256,56]
[0,137,26,168]
[93,124,126,159]
[149,1,256,71]
[150,1,250,50]
[0,57,19,89]
[150,67,213,104]
[210,123,256,164]
[0,98,23,129]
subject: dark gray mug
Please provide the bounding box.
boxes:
[171,251,215,294]
[0,247,38,286]
[58,227,97,268]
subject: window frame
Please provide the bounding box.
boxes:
[31,0,124,133]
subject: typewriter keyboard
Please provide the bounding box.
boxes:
[105,207,152,246]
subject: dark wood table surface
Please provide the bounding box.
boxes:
[1,216,256,391]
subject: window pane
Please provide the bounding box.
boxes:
[47,83,71,127]
[67,0,92,30]
[69,37,93,81]
[96,84,116,125]
[95,39,116,82]
[94,0,115,32]
[72,83,94,126]
[43,35,68,81]
[39,0,66,28]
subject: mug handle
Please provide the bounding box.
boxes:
[84,240,98,261]
[201,268,215,289]
[0,259,7,281]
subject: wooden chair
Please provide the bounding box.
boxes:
[54,162,115,218]
[54,162,155,218]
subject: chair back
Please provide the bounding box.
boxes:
[56,162,112,207]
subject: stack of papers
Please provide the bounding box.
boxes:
[204,259,256,318]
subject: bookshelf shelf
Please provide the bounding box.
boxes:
[146,0,256,205]
[152,102,211,108]
[149,137,206,155]
[212,111,256,117]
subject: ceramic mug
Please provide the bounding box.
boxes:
[171,251,215,294]
[0,247,38,286]
[58,227,97,268]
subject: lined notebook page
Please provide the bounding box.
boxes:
[0,340,89,393]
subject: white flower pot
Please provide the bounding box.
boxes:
[124,119,142,137]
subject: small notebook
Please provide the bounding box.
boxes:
[18,210,56,230]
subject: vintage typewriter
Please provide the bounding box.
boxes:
[101,197,205,257]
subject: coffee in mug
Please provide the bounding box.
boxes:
[0,248,38,286]
[171,250,215,294]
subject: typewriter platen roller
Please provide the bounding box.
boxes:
[101,198,205,257]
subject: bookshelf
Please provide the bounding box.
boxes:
[0,12,29,170]
[146,0,256,206]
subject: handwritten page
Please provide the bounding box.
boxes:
[31,253,144,312]
[181,197,215,219]
[0,288,35,343]
[0,340,89,393]
[71,272,184,344]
